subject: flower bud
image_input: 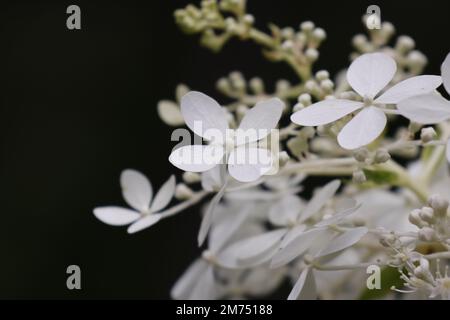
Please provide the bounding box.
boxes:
[175,183,194,200]
[374,149,391,164]
[300,21,315,33]
[216,77,231,92]
[428,195,449,217]
[381,22,395,38]
[249,77,264,94]
[352,34,368,51]
[182,172,201,184]
[353,170,367,184]
[243,14,254,25]
[320,79,334,92]
[419,207,435,224]
[315,70,330,81]
[418,227,437,242]
[276,79,291,93]
[282,40,294,50]
[396,35,415,52]
[420,127,437,143]
[305,48,319,62]
[312,28,326,42]
[353,148,369,162]
[176,84,190,101]
[281,27,295,39]
[298,93,312,106]
[293,103,305,113]
[409,209,424,227]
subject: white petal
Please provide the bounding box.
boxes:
[290,99,363,126]
[127,214,162,234]
[169,144,224,173]
[216,229,287,269]
[171,259,208,300]
[375,75,442,104]
[150,175,176,213]
[225,189,274,201]
[237,98,284,143]
[157,100,184,126]
[93,207,140,226]
[198,181,227,246]
[314,204,362,227]
[299,180,340,223]
[280,224,307,248]
[120,169,152,212]
[347,53,396,97]
[337,106,387,150]
[288,268,317,300]
[315,227,368,258]
[228,147,273,182]
[441,53,450,94]
[397,93,450,124]
[189,266,221,300]
[241,267,286,297]
[180,91,229,141]
[447,139,450,164]
[270,228,325,268]
[201,166,223,192]
[268,195,303,226]
[209,205,250,253]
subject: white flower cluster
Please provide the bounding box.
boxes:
[93,1,450,300]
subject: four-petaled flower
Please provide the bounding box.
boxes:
[398,52,450,164]
[291,52,441,150]
[93,169,176,233]
[169,91,283,182]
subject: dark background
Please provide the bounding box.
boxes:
[1,0,450,299]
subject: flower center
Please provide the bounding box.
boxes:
[363,95,374,107]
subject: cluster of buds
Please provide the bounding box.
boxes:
[174,0,250,51]
[353,148,391,165]
[392,255,450,300]
[175,0,225,34]
[287,126,315,159]
[302,70,333,100]
[409,195,450,243]
[264,21,326,77]
[216,71,250,98]
[277,21,326,57]
[352,18,427,78]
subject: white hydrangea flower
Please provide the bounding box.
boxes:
[291,52,441,150]
[398,53,450,164]
[171,203,253,300]
[169,91,283,182]
[93,170,175,234]
[215,180,362,271]
[398,52,450,124]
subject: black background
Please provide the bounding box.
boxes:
[1,0,450,299]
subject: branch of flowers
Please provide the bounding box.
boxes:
[160,190,211,219]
